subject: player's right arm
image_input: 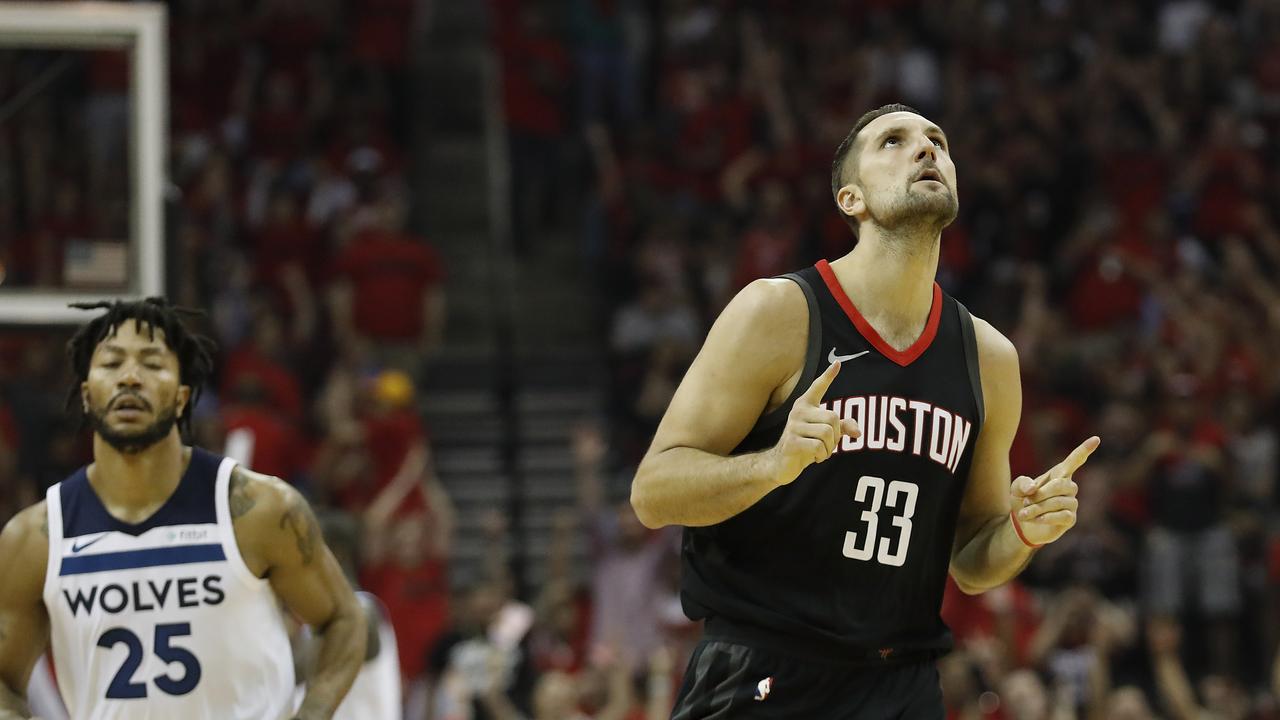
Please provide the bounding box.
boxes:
[631,279,858,528]
[0,503,51,720]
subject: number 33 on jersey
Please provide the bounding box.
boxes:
[843,475,917,567]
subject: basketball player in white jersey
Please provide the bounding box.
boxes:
[26,655,68,720]
[0,298,367,720]
[336,593,401,720]
[290,512,402,720]
[294,593,402,720]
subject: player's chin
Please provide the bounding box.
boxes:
[906,191,958,217]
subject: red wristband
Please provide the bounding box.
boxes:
[1010,509,1043,549]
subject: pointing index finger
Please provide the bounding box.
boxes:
[1055,435,1101,477]
[800,361,841,406]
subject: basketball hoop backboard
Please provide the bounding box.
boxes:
[0,2,165,324]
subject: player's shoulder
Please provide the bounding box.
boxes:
[228,464,306,525]
[712,277,809,344]
[228,464,319,567]
[730,277,808,320]
[0,500,50,576]
[706,277,810,373]
[969,315,1018,372]
[1,500,49,543]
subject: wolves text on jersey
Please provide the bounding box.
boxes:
[62,575,226,617]
[820,395,973,473]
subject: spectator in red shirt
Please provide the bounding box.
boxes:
[317,367,430,516]
[1129,385,1239,675]
[249,191,321,340]
[330,195,446,372]
[351,0,413,71]
[250,71,307,162]
[220,307,306,424]
[1185,108,1265,242]
[357,402,453,686]
[941,577,1042,669]
[220,374,308,484]
[361,370,430,510]
[251,0,325,80]
[252,191,322,295]
[731,180,801,291]
[1060,205,1152,332]
[496,3,572,253]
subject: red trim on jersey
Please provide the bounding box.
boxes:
[815,260,943,367]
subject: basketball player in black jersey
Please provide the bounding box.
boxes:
[631,104,1101,719]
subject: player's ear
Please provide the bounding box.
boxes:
[176,384,192,418]
[837,185,865,222]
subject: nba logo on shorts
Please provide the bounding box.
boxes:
[754,676,773,701]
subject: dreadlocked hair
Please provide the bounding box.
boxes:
[65,297,218,437]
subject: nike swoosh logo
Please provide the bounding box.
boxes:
[71,534,108,553]
[828,348,871,364]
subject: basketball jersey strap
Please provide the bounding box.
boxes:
[953,299,985,429]
[44,484,65,589]
[212,456,267,588]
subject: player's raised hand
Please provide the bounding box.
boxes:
[1009,436,1101,547]
[769,361,861,486]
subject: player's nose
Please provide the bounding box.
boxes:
[914,138,936,163]
[116,363,143,387]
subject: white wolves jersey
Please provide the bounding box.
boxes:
[43,447,295,720]
[27,654,69,720]
[290,592,401,719]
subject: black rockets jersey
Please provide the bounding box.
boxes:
[680,260,986,663]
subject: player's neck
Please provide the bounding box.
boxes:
[830,230,939,349]
[87,433,190,514]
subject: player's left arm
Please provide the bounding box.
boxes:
[290,594,383,683]
[232,468,366,720]
[949,318,1100,594]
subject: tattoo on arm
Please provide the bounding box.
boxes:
[280,499,320,566]
[229,470,256,519]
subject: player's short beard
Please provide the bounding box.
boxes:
[87,398,180,454]
[865,181,959,244]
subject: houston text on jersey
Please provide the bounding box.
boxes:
[820,395,973,473]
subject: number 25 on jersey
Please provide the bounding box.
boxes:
[842,475,917,567]
[98,623,202,699]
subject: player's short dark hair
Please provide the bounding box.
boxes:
[830,103,921,234]
[65,297,218,436]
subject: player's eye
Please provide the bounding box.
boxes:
[101,362,122,369]
[883,136,900,147]
[931,137,944,148]
[144,363,164,371]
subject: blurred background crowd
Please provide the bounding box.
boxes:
[3,0,1280,718]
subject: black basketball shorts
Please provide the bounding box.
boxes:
[670,638,944,720]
